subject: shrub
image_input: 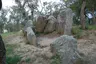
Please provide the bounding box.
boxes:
[72,26,83,38]
[51,54,61,64]
[6,55,21,64]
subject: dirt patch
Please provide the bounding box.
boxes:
[5,32,59,64]
[5,30,96,64]
[77,30,96,64]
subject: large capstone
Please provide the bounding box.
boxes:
[50,35,82,64]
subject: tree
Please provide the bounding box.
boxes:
[60,0,77,7]
[8,0,39,31]
[0,9,8,33]
[71,0,96,28]
[86,0,96,24]
[80,0,86,29]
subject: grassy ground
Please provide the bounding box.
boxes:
[72,25,96,39]
[1,25,96,64]
[6,44,21,64]
[1,32,22,64]
[1,32,17,38]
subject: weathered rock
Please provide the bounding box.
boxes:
[56,14,65,34]
[56,8,73,35]
[25,27,37,45]
[64,8,73,35]
[44,15,57,33]
[24,20,33,28]
[35,16,48,33]
[50,35,82,64]
[23,20,33,37]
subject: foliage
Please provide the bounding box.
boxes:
[6,55,21,64]
[6,0,39,31]
[51,54,61,64]
[39,1,65,16]
[72,25,96,39]
[60,0,77,7]
[70,0,96,28]
[73,16,80,25]
[72,26,83,38]
[0,9,8,33]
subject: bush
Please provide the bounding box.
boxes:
[6,55,21,64]
[72,26,83,38]
[51,54,61,64]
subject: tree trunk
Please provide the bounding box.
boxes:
[80,0,86,29]
[0,27,3,33]
[17,21,20,31]
[92,5,96,24]
[31,10,34,21]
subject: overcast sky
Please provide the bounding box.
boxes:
[2,0,61,8]
[2,0,15,8]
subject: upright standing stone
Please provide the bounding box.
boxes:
[25,27,37,46]
[56,8,73,35]
[64,8,73,35]
[35,16,47,33]
[50,35,82,64]
[56,14,65,34]
[24,20,33,28]
[44,15,57,33]
[23,20,33,37]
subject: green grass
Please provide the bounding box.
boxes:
[1,32,17,38]
[51,54,61,64]
[72,25,96,38]
[1,32,22,64]
[6,44,18,55]
[6,55,21,64]
[72,26,83,38]
[87,25,96,30]
[6,44,21,64]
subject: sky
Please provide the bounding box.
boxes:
[2,0,61,8]
[2,0,15,8]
